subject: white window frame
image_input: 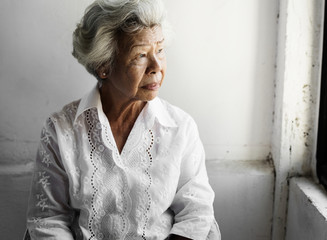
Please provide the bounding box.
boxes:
[271,0,325,239]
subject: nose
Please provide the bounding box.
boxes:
[146,55,162,75]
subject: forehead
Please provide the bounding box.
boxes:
[120,26,164,50]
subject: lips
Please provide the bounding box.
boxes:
[142,82,160,90]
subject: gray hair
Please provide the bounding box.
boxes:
[72,0,170,80]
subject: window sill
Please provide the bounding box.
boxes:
[286,177,327,240]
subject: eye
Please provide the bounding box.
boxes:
[132,53,147,63]
[139,53,146,58]
[158,48,164,54]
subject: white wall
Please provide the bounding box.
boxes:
[285,178,327,240]
[0,0,278,239]
[0,0,278,164]
[163,0,277,160]
[0,0,95,167]
[207,160,274,240]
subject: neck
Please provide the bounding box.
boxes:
[99,84,145,124]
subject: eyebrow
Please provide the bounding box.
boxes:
[131,38,165,49]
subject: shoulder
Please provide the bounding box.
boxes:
[48,99,81,127]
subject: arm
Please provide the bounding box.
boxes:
[26,118,74,239]
[169,118,215,240]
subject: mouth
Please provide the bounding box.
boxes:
[141,82,160,91]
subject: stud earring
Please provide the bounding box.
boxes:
[102,72,107,76]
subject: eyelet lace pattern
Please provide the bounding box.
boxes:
[142,129,154,239]
[85,109,133,239]
[82,109,170,239]
[27,94,219,240]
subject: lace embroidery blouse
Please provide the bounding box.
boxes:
[26,85,220,240]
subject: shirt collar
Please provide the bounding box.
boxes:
[74,84,177,128]
[74,84,102,123]
[146,97,178,128]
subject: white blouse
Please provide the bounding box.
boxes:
[27,85,220,240]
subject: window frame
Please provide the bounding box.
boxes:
[317,1,327,191]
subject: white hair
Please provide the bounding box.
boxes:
[72,0,170,80]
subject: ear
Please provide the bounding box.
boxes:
[96,66,109,80]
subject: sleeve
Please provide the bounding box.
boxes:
[169,118,218,240]
[26,117,75,240]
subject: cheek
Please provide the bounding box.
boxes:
[125,66,146,85]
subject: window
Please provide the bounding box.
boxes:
[317,2,327,191]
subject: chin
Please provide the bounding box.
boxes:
[141,92,158,102]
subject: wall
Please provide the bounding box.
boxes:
[0,0,278,239]
[207,160,274,240]
[285,178,327,240]
[164,0,277,160]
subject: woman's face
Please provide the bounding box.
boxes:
[105,26,166,102]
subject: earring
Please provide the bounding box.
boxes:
[102,72,107,76]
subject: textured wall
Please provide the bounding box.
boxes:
[208,160,275,240]
[0,0,278,239]
[286,178,327,240]
[271,0,325,238]
[164,0,277,160]
[0,0,278,166]
[0,162,275,240]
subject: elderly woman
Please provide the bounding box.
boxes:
[26,0,220,239]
